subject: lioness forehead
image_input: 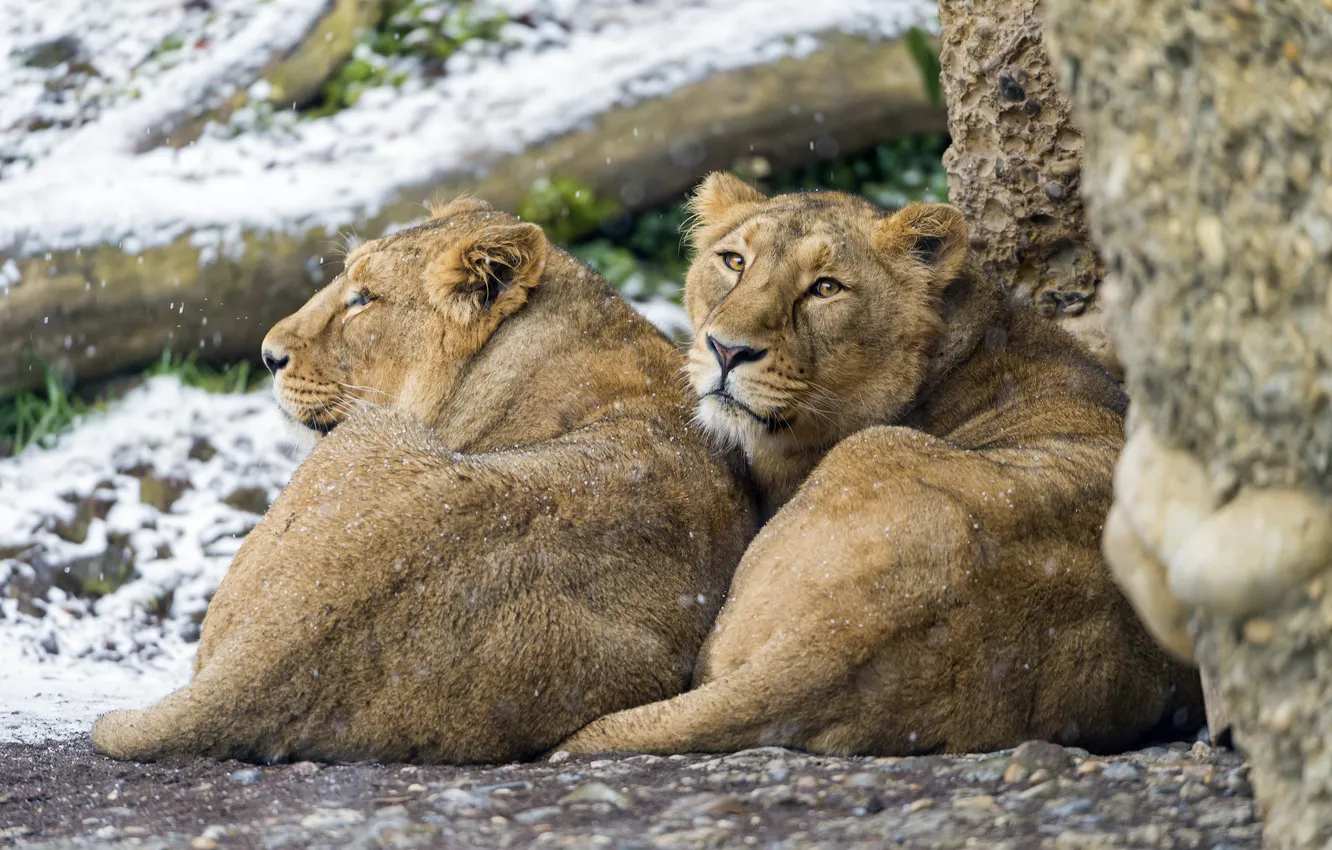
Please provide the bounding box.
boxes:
[719,193,880,245]
[344,208,519,266]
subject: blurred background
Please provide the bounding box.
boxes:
[0,0,946,739]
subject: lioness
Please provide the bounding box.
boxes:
[560,176,1202,756]
[91,200,755,763]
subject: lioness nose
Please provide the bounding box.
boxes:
[262,348,290,375]
[707,335,767,384]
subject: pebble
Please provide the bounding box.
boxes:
[229,768,263,785]
[905,798,935,812]
[514,806,562,825]
[299,808,367,831]
[560,781,631,809]
[1101,762,1142,781]
[952,794,996,810]
[190,838,218,850]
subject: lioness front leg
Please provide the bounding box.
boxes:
[563,425,1200,755]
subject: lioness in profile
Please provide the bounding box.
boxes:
[92,199,755,763]
[561,176,1202,756]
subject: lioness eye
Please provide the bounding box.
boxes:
[347,291,373,308]
[720,252,745,273]
[811,278,844,298]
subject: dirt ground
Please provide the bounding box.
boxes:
[0,736,1259,849]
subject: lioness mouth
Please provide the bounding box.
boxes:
[707,390,789,431]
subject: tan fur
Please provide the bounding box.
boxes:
[91,200,756,763]
[560,177,1202,756]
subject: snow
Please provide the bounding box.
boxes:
[0,0,936,257]
[0,377,306,743]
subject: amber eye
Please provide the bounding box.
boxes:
[720,252,746,273]
[811,278,844,298]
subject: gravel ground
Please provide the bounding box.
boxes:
[0,738,1258,849]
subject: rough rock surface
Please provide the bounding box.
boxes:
[1045,1,1332,847]
[937,0,1113,374]
[0,739,1257,849]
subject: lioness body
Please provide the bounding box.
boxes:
[561,180,1201,756]
[92,203,755,763]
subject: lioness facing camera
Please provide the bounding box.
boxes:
[561,177,1202,756]
[92,199,755,763]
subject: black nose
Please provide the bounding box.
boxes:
[262,350,290,375]
[707,334,767,385]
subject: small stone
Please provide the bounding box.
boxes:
[1028,768,1053,784]
[188,438,217,461]
[794,776,819,791]
[190,838,218,850]
[407,783,427,793]
[905,798,935,813]
[1101,762,1141,781]
[547,750,571,764]
[223,486,271,516]
[299,808,366,830]
[94,825,119,839]
[658,793,748,820]
[289,761,320,776]
[1076,761,1099,775]
[560,781,630,809]
[374,804,410,820]
[228,768,262,785]
[514,806,561,825]
[1017,781,1060,800]
[1243,618,1276,645]
[845,772,880,789]
[952,794,996,810]
[1179,781,1209,802]
[1046,797,1093,818]
[139,474,191,512]
[1002,762,1029,784]
[1012,740,1073,770]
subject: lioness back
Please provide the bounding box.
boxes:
[560,177,1200,757]
[91,200,756,763]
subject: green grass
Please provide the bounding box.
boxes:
[0,361,97,455]
[145,349,268,395]
[904,26,944,108]
[0,351,267,457]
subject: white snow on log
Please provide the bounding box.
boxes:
[0,0,936,257]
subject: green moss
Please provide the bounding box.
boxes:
[517,178,622,245]
[306,0,509,117]
[554,133,951,305]
[147,33,185,60]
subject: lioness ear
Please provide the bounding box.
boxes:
[427,196,493,219]
[877,203,969,283]
[427,222,548,321]
[688,172,766,227]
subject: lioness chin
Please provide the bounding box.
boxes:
[559,176,1202,756]
[91,199,756,764]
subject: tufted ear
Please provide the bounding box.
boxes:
[426,196,494,219]
[426,221,548,323]
[688,172,766,229]
[876,203,969,284]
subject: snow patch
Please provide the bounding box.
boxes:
[0,0,936,257]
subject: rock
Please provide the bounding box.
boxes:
[188,438,217,462]
[938,0,1112,371]
[19,36,86,69]
[190,838,218,850]
[299,808,366,831]
[52,492,117,544]
[952,794,996,810]
[289,761,321,776]
[657,793,748,821]
[1012,740,1074,770]
[513,806,561,825]
[228,768,263,785]
[560,781,631,809]
[1101,762,1141,781]
[223,486,271,516]
[138,474,191,512]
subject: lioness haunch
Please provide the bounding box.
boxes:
[91,200,756,763]
[561,176,1203,756]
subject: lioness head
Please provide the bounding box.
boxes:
[682,173,973,459]
[261,199,547,433]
